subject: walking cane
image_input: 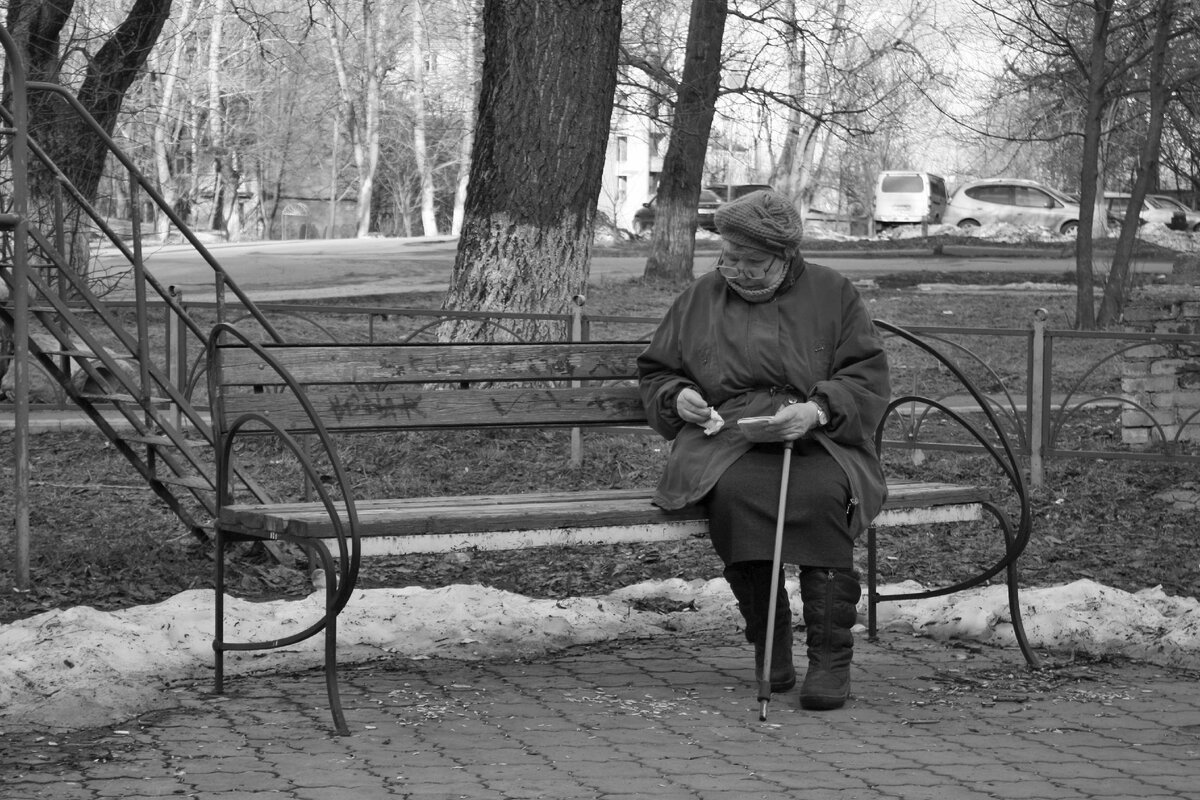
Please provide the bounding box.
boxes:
[758,439,794,722]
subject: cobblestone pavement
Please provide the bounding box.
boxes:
[2,631,1198,800]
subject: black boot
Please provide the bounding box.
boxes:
[798,568,861,710]
[723,562,796,693]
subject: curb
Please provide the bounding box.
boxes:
[940,243,1071,258]
[804,247,936,258]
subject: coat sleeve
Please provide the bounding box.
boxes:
[809,281,890,446]
[637,300,698,442]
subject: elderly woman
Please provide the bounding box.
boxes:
[637,190,890,710]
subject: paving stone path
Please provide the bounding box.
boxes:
[2,632,1198,799]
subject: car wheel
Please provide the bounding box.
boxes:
[1060,220,1079,236]
[956,219,980,229]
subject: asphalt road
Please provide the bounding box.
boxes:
[99,235,1173,301]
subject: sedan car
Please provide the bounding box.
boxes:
[944,178,1081,235]
[1148,194,1200,232]
[633,188,723,234]
[1105,193,1200,232]
[706,183,774,202]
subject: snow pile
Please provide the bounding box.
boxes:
[874,579,1200,667]
[804,218,1200,254]
[1,578,1198,732]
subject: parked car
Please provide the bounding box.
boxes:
[1105,193,1200,232]
[633,188,723,234]
[1148,194,1200,232]
[944,178,1081,235]
[871,170,948,232]
[1107,193,1169,228]
[706,183,774,203]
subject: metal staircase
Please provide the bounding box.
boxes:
[0,26,282,551]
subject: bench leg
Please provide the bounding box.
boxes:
[1005,555,1040,669]
[310,541,351,736]
[213,534,351,735]
[981,503,1040,670]
[866,511,1040,670]
[214,527,227,695]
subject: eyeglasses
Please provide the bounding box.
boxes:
[716,255,778,279]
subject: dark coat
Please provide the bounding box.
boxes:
[637,258,891,538]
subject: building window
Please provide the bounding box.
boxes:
[616,136,628,162]
[617,176,627,204]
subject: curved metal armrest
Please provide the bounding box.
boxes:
[870,320,1039,668]
[872,319,1032,578]
[206,322,362,619]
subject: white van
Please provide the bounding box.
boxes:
[872,171,948,233]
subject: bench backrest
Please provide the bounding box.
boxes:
[209,337,651,434]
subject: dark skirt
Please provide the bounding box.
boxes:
[706,439,853,569]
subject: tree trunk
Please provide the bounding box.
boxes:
[207,0,242,242]
[412,1,439,236]
[450,0,478,237]
[356,0,381,238]
[149,0,195,240]
[643,0,727,284]
[1073,0,1115,331]
[5,0,173,275]
[439,0,621,342]
[1098,0,1176,326]
[326,0,382,239]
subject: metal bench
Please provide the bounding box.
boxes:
[206,324,1036,735]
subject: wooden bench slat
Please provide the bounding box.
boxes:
[216,342,645,386]
[219,480,991,541]
[219,384,646,431]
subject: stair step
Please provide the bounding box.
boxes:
[45,349,139,362]
[122,433,213,448]
[153,474,216,491]
[78,393,171,406]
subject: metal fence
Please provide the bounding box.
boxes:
[5,298,1199,488]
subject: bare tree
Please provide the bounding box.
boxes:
[971,0,1200,328]
[620,0,942,271]
[323,0,387,237]
[449,0,479,236]
[145,0,200,239]
[643,0,727,284]
[207,0,249,241]
[411,0,438,235]
[1097,0,1193,324]
[4,0,174,273]
[752,0,942,219]
[439,0,621,342]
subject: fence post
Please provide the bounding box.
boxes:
[170,287,187,431]
[1028,308,1048,489]
[569,295,586,468]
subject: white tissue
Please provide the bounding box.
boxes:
[703,408,724,436]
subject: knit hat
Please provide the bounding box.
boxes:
[714,189,803,253]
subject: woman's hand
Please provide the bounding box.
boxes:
[740,401,824,442]
[675,387,714,426]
